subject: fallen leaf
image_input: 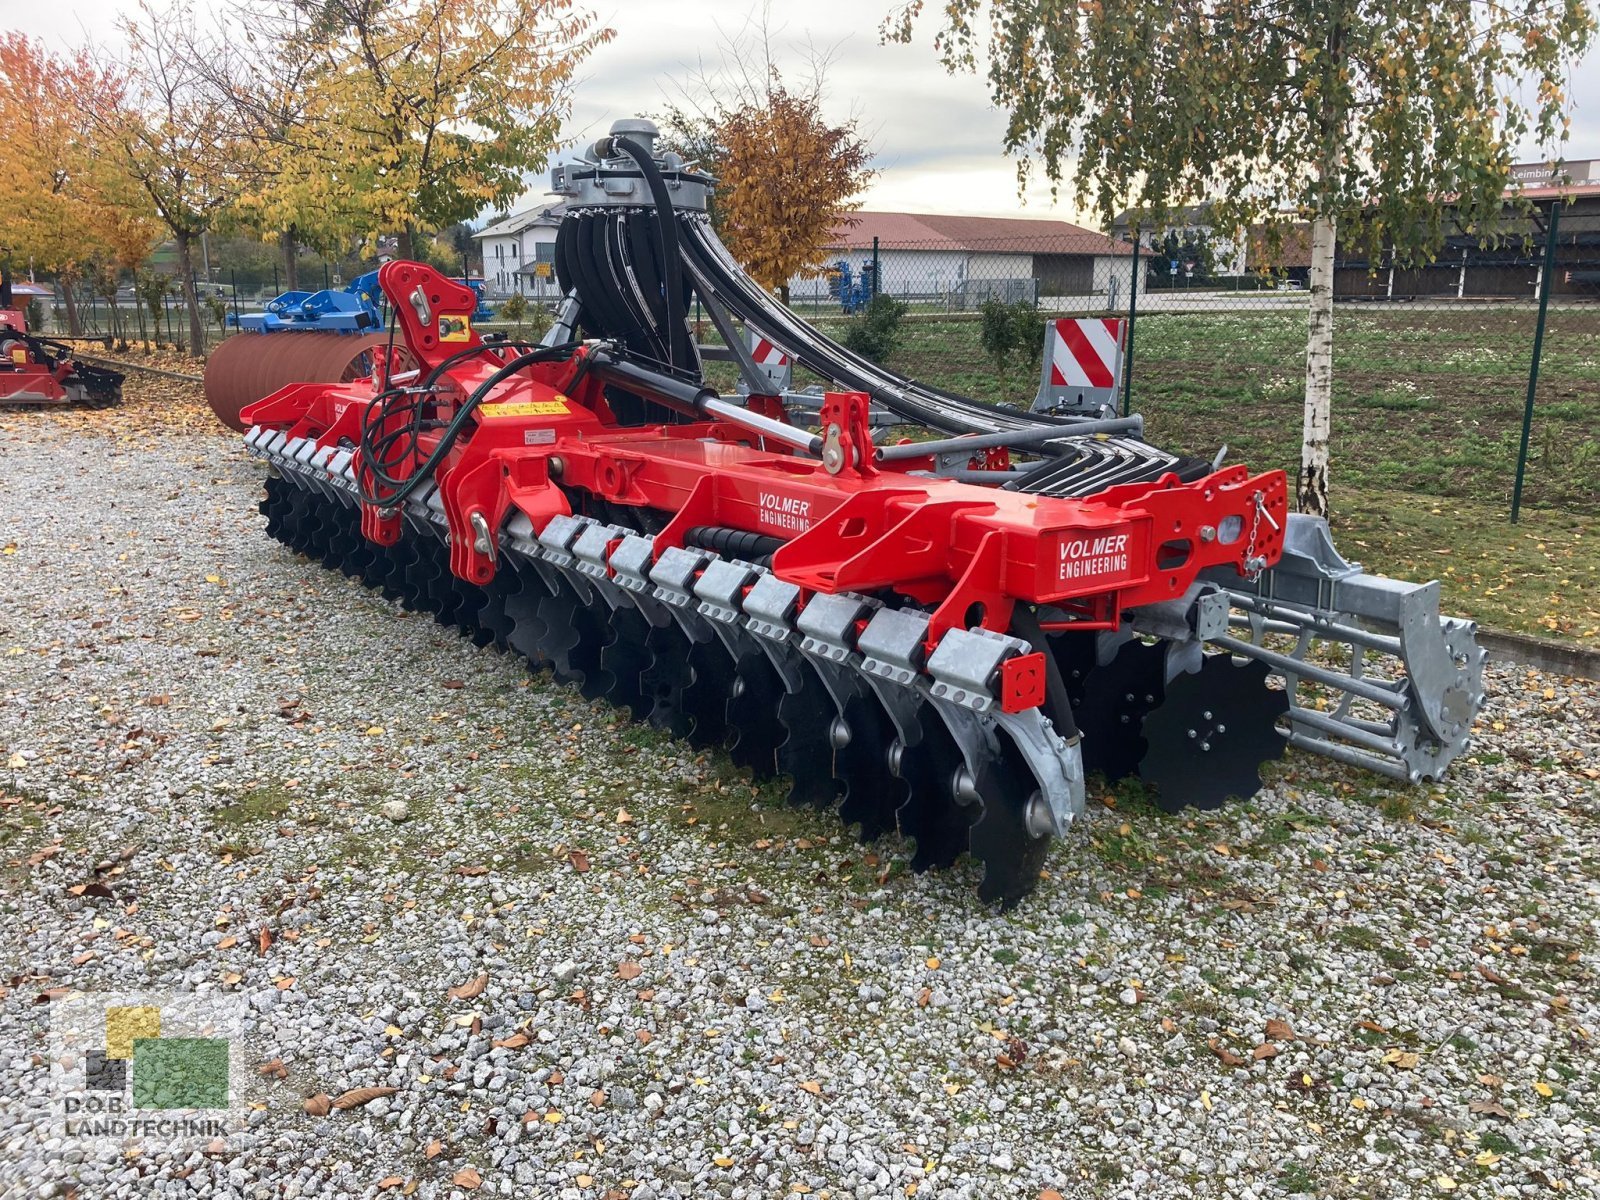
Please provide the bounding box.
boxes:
[1252,1043,1279,1060]
[1383,1048,1421,1070]
[799,1080,821,1095]
[424,1139,443,1159]
[303,1094,331,1116]
[452,1167,481,1190]
[274,976,296,991]
[448,973,488,1001]
[1533,1081,1554,1097]
[590,1090,606,1107]
[925,956,941,970]
[332,1086,398,1110]
[808,935,830,948]
[257,1058,285,1077]
[258,927,273,954]
[635,1030,652,1045]
[616,961,642,980]
[1476,962,1508,986]
[1436,1176,1457,1192]
[713,1156,734,1168]
[916,988,931,1008]
[1469,1099,1512,1120]
[491,1032,529,1050]
[441,680,465,690]
[1040,1191,1065,1200]
[1207,1038,1246,1067]
[376,1177,404,1190]
[1265,1018,1295,1041]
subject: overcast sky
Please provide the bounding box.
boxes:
[8,0,1600,226]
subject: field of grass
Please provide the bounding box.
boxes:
[819,305,1600,642]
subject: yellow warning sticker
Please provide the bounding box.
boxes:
[439,316,473,343]
[478,397,571,419]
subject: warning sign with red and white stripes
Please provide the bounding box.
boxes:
[750,337,789,367]
[1047,318,1124,390]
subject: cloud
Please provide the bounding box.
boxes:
[15,0,1600,224]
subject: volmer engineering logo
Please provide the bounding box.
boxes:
[50,990,248,1145]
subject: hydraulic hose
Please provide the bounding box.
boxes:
[599,132,688,370]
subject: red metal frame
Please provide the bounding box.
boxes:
[239,264,1288,646]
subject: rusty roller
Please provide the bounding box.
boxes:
[205,333,412,432]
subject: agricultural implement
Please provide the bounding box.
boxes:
[229,119,1485,906]
[0,271,122,409]
[205,271,493,431]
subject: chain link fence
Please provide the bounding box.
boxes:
[794,213,1599,524]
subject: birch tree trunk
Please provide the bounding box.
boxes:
[1299,212,1336,516]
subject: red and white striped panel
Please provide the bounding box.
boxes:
[750,336,789,367]
[1047,318,1124,389]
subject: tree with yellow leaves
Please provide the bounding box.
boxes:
[249,0,611,261]
[0,34,159,335]
[670,17,873,302]
[95,1,261,354]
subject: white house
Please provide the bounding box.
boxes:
[473,202,566,300]
[787,212,1135,310]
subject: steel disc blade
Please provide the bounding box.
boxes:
[892,705,975,873]
[260,477,292,541]
[502,566,554,667]
[477,564,522,653]
[535,577,612,697]
[280,486,316,554]
[672,633,738,748]
[300,494,336,563]
[378,539,421,605]
[597,605,653,715]
[361,541,402,594]
[833,687,907,843]
[968,730,1053,909]
[447,576,496,646]
[395,538,436,613]
[640,623,698,740]
[722,642,786,780]
[774,663,841,809]
[1072,638,1167,782]
[1140,655,1288,812]
[326,508,372,579]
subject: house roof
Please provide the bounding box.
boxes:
[827,211,1131,256]
[473,202,566,240]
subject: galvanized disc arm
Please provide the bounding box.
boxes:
[1203,515,1487,785]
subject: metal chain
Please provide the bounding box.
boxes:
[1244,491,1264,581]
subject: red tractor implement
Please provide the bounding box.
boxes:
[228,120,1486,906]
[0,270,123,409]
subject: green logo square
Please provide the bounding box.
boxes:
[131,1037,230,1109]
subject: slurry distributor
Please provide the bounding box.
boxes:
[233,119,1485,906]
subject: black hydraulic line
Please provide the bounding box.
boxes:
[359,342,580,508]
[601,133,688,369]
[619,211,671,361]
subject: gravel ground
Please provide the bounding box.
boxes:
[1,382,1598,1200]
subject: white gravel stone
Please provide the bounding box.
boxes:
[1,401,1597,1200]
